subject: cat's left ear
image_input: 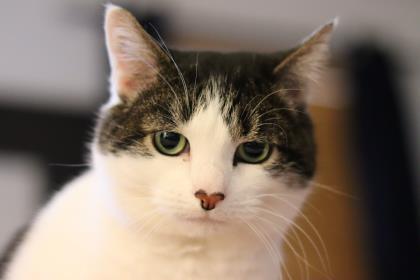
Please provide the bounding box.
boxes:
[274,19,337,106]
[104,4,169,103]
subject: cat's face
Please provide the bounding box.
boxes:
[92,5,334,238]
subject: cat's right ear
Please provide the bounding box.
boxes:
[104,4,168,103]
[273,20,337,107]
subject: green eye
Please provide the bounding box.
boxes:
[153,131,187,156]
[236,142,271,164]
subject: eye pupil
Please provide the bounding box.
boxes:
[159,132,180,149]
[242,142,265,157]
[153,131,187,156]
[236,141,271,164]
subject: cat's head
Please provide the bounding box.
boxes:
[92,4,335,238]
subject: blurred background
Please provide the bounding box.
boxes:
[0,0,419,279]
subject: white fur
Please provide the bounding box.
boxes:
[4,96,311,280]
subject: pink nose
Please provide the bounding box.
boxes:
[194,190,225,211]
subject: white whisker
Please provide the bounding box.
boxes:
[253,206,330,274]
[148,24,191,115]
[240,217,281,267]
[254,193,331,273]
[256,214,332,280]
[290,226,310,280]
[311,181,359,200]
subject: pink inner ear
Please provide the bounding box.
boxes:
[105,6,164,101]
[119,77,137,92]
[116,62,159,99]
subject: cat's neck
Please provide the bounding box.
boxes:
[92,191,284,280]
[107,216,283,279]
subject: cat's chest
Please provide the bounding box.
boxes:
[96,253,278,280]
[93,235,280,280]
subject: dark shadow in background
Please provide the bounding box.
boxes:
[0,106,94,193]
[347,43,420,280]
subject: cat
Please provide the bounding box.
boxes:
[2,4,335,280]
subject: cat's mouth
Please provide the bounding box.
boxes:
[182,214,225,225]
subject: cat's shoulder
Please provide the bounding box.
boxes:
[30,170,95,230]
[1,171,95,279]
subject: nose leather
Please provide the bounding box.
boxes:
[194,190,225,211]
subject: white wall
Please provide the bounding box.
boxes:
[0,0,104,112]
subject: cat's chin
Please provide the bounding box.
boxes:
[182,216,225,224]
[159,213,234,238]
